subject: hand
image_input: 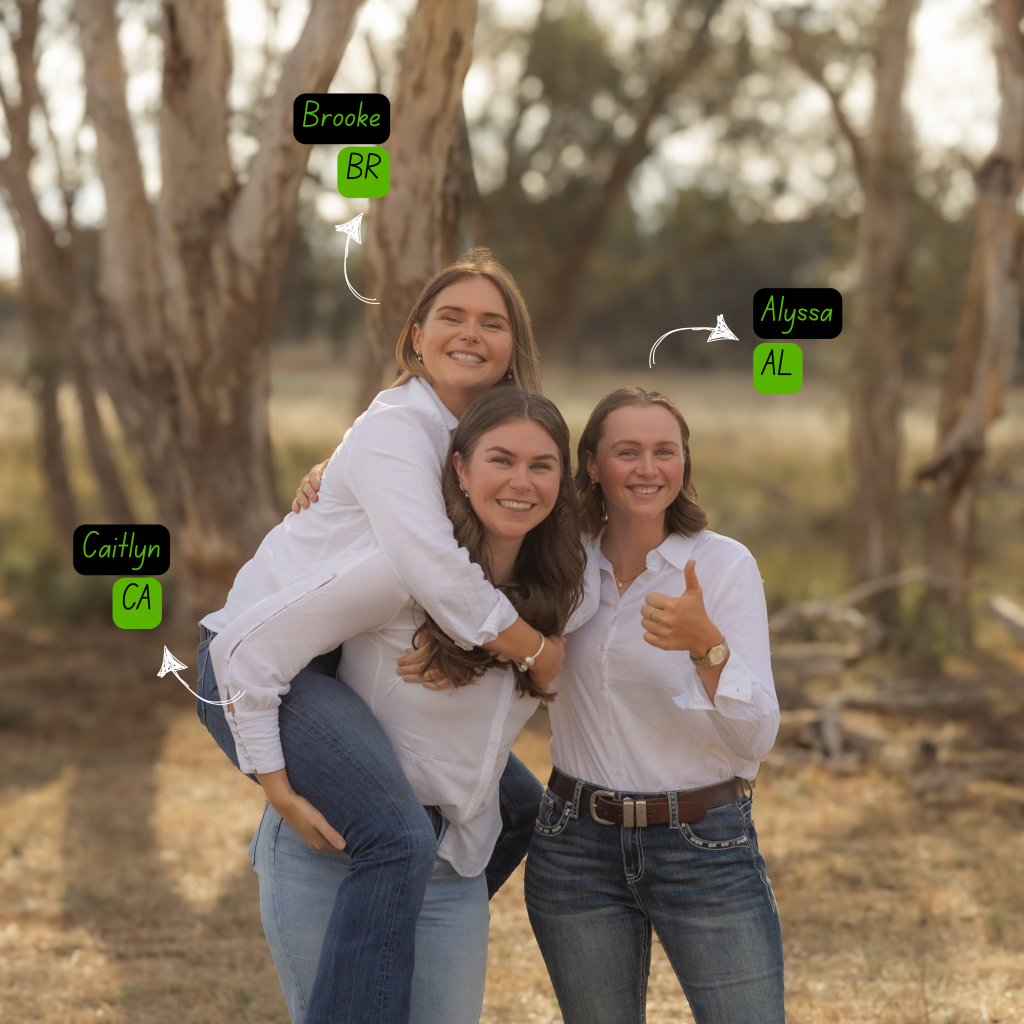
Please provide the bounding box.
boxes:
[527,633,565,691]
[641,560,722,655]
[398,644,453,690]
[256,768,347,852]
[291,460,329,513]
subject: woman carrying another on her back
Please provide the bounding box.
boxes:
[522,387,784,1024]
[211,388,593,1024]
[197,251,561,1024]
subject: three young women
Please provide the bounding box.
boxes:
[211,387,592,1024]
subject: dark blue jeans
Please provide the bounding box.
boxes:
[196,630,542,1024]
[524,775,786,1024]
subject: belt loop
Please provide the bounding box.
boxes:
[571,780,584,818]
[743,778,754,799]
[668,791,679,829]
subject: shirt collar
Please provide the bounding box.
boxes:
[408,375,459,432]
[587,530,703,575]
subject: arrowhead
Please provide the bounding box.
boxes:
[706,314,738,342]
[335,212,363,244]
[157,645,188,678]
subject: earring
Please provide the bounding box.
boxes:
[590,476,598,487]
[460,486,469,497]
[504,364,514,381]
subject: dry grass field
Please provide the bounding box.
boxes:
[2,349,1024,1022]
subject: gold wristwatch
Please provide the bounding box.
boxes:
[690,637,729,668]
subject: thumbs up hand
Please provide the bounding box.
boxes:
[640,560,724,655]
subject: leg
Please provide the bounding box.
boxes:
[524,786,650,1024]
[277,666,437,1024]
[253,806,488,1024]
[485,751,544,898]
[637,797,786,1024]
[251,804,353,1023]
[409,859,489,1024]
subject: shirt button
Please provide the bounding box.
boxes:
[598,643,605,651]
[616,770,623,778]
[598,683,606,691]
[606,727,612,735]
[642,573,652,582]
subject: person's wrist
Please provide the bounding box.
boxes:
[690,626,724,659]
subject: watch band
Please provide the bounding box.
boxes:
[690,637,728,668]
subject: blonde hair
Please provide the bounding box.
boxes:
[391,248,542,392]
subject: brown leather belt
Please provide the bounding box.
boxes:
[548,766,749,827]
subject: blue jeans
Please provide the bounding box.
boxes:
[524,775,786,1024]
[251,805,489,1024]
[196,629,541,1024]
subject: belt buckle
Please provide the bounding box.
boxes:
[589,789,617,825]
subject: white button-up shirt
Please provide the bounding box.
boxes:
[210,549,600,877]
[201,377,519,648]
[549,530,779,793]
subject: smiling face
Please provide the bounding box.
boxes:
[410,276,514,413]
[586,404,685,526]
[454,418,562,549]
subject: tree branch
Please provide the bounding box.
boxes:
[776,16,868,183]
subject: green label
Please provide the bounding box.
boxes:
[753,342,803,394]
[337,147,390,198]
[112,577,162,629]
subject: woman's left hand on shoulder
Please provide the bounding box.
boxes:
[641,559,723,655]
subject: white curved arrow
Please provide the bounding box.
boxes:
[158,645,242,706]
[649,314,738,368]
[335,213,379,305]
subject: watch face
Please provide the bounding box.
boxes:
[708,643,727,666]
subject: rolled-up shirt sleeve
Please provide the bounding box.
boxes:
[344,404,519,650]
[671,554,779,762]
[209,549,409,775]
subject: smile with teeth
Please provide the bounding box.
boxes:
[497,499,534,511]
[448,351,485,364]
[629,485,661,495]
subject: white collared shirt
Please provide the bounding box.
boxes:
[200,377,519,648]
[210,549,600,877]
[548,530,779,793]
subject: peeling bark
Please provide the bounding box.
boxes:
[916,0,1024,644]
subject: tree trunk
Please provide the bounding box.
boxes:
[440,104,483,267]
[784,0,917,622]
[74,0,363,616]
[916,0,1024,646]
[358,0,479,415]
[844,0,916,622]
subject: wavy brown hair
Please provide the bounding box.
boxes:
[391,248,543,393]
[575,387,708,539]
[413,387,585,700]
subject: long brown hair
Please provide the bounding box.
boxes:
[414,387,585,699]
[391,248,543,392]
[575,387,708,539]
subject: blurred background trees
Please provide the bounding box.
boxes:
[0,0,1022,651]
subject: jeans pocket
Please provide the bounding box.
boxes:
[679,798,751,850]
[534,787,572,837]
